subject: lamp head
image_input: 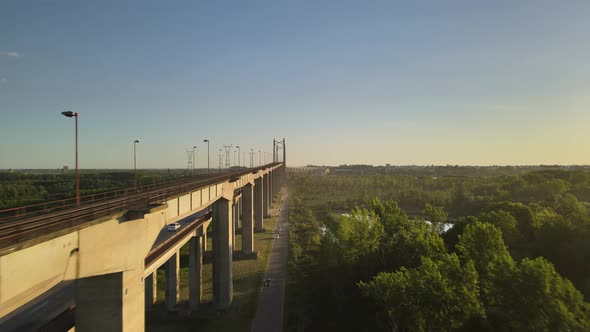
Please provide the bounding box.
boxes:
[61,111,77,118]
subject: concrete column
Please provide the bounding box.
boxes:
[189,236,202,310]
[231,201,236,251]
[203,224,208,252]
[269,172,273,208]
[76,270,144,332]
[242,184,254,253]
[145,271,157,310]
[254,177,264,230]
[238,198,242,229]
[213,198,233,309]
[165,251,179,311]
[263,175,270,217]
[232,200,240,251]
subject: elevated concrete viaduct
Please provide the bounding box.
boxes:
[0,162,285,332]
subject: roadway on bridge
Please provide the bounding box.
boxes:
[251,190,289,332]
[0,280,74,332]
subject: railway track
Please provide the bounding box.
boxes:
[0,164,279,248]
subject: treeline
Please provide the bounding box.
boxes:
[286,169,590,331]
[292,169,590,216]
[0,170,188,209]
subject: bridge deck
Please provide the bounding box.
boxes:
[0,163,279,251]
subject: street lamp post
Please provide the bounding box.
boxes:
[61,111,80,205]
[203,139,210,176]
[192,146,197,175]
[134,140,140,188]
[236,145,240,167]
[259,150,261,166]
[218,148,222,173]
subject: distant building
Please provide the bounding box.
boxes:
[62,165,69,172]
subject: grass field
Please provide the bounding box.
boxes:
[146,193,282,332]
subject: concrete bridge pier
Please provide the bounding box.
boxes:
[145,271,157,310]
[263,175,270,218]
[188,235,203,310]
[238,198,242,229]
[272,170,279,198]
[254,177,264,231]
[202,223,208,252]
[165,251,179,311]
[231,201,237,251]
[75,269,145,332]
[242,183,254,254]
[213,198,233,309]
[266,171,274,208]
[233,196,242,251]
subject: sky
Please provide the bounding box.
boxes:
[1,0,590,168]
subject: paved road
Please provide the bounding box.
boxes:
[251,190,289,332]
[0,281,74,332]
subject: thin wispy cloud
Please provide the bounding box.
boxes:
[0,51,24,57]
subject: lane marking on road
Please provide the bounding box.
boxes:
[30,301,49,313]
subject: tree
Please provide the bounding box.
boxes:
[424,202,448,224]
[456,222,513,277]
[478,210,520,247]
[336,208,383,266]
[359,254,484,331]
[486,257,590,331]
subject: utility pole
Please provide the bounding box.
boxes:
[223,144,233,169]
[192,146,197,175]
[250,149,254,167]
[218,148,223,172]
[186,149,194,174]
[203,139,210,176]
[134,140,140,187]
[236,145,240,167]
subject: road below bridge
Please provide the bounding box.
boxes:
[251,189,289,332]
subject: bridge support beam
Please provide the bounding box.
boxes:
[263,175,270,218]
[189,236,203,310]
[231,201,237,251]
[202,223,208,252]
[238,198,242,229]
[165,251,179,311]
[145,271,157,310]
[213,198,233,309]
[76,270,144,332]
[242,183,254,254]
[269,171,273,208]
[254,177,264,231]
[233,197,241,251]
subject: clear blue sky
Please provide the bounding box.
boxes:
[1,0,589,168]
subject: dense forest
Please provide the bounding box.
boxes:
[286,167,590,331]
[0,169,196,209]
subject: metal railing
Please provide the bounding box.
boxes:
[0,163,281,246]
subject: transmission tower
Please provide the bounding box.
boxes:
[185,150,194,173]
[223,144,233,169]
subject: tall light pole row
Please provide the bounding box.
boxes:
[59,111,277,205]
